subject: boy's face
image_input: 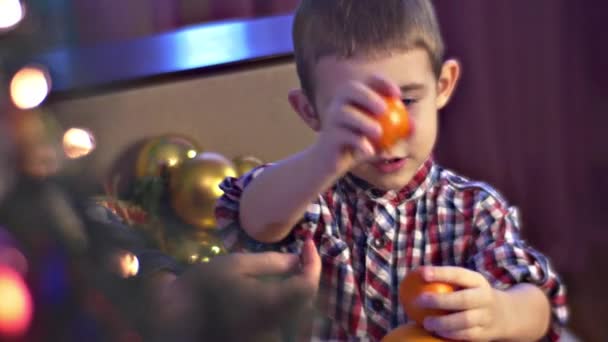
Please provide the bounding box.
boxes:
[298,48,459,190]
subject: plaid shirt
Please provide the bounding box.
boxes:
[216,158,568,341]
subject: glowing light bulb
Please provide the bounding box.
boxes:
[118,252,139,278]
[0,266,33,338]
[167,157,179,167]
[0,0,24,31]
[10,66,51,109]
[62,128,96,159]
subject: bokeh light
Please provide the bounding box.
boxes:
[10,66,51,109]
[62,128,96,159]
[0,266,33,338]
[0,0,24,31]
[118,252,139,278]
[210,245,222,255]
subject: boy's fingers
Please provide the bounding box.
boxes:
[333,129,375,158]
[299,239,321,287]
[436,327,484,341]
[230,252,300,276]
[337,81,387,115]
[415,288,488,310]
[335,105,383,139]
[255,241,321,317]
[423,309,487,332]
[422,266,486,288]
[366,74,402,98]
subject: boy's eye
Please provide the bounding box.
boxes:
[402,98,417,106]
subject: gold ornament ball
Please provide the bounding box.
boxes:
[170,152,237,230]
[135,134,201,179]
[233,155,264,177]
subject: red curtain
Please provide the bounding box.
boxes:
[433,1,607,340]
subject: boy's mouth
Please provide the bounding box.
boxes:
[372,157,407,174]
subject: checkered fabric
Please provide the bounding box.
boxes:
[216,158,568,341]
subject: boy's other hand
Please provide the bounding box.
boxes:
[413,266,510,341]
[312,75,401,175]
[152,239,321,341]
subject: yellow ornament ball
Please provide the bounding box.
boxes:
[135,134,201,179]
[232,155,264,177]
[169,152,237,230]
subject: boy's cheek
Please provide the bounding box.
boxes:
[409,115,438,141]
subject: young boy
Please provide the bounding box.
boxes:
[216,1,568,340]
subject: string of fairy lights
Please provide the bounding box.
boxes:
[1,0,96,160]
[0,2,140,339]
[0,2,36,338]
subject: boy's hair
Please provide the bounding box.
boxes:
[292,0,445,98]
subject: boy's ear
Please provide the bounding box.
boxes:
[436,59,461,110]
[288,89,321,131]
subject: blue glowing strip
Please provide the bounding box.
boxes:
[34,15,294,94]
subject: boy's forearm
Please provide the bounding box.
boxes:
[497,283,551,342]
[239,145,340,243]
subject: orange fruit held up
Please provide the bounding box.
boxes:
[381,323,447,342]
[399,268,455,326]
[373,97,412,150]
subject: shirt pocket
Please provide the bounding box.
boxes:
[319,234,351,264]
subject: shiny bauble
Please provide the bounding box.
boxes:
[169,152,237,230]
[232,155,264,177]
[135,134,201,179]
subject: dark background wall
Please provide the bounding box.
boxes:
[434,2,607,341]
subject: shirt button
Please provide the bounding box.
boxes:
[371,298,384,311]
[372,236,388,249]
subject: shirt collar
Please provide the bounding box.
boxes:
[339,157,437,204]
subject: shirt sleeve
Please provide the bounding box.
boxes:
[467,190,568,341]
[215,164,326,254]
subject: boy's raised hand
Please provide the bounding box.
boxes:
[312,75,402,175]
[413,266,510,341]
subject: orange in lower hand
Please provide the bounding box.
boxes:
[374,97,412,150]
[399,268,455,326]
[381,323,447,342]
